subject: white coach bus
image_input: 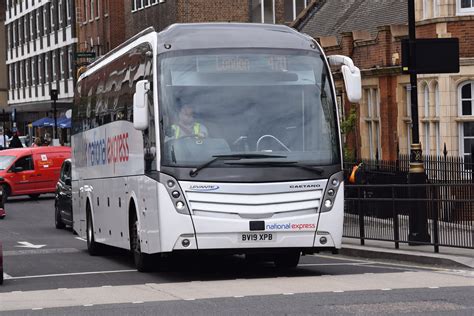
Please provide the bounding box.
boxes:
[72,23,361,271]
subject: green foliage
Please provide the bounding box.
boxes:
[340,107,357,135]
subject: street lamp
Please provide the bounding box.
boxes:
[50,89,58,140]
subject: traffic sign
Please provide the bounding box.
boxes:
[75,51,96,59]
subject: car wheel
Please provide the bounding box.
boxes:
[86,204,101,256]
[29,194,40,199]
[130,214,153,272]
[1,184,9,204]
[274,251,301,269]
[55,204,65,229]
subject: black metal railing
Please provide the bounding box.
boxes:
[344,183,474,252]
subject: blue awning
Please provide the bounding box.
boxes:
[31,117,54,127]
[58,117,71,129]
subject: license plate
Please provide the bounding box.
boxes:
[240,233,275,242]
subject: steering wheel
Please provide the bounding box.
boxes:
[256,135,291,152]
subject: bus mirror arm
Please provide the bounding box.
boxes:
[133,80,150,130]
[327,55,362,103]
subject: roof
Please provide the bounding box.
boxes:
[293,0,408,40]
[157,23,318,53]
[0,147,71,156]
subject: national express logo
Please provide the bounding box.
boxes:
[83,133,130,167]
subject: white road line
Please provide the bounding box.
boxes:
[132,301,144,304]
[3,273,12,280]
[6,269,136,280]
[31,308,43,310]
[233,296,244,298]
[75,237,87,242]
[184,298,196,301]
[333,290,345,293]
[283,293,294,295]
[299,262,372,267]
[429,286,440,289]
[83,304,94,307]
[381,288,392,291]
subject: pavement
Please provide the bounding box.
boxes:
[341,237,474,269]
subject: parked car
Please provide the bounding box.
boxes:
[55,159,72,229]
[0,146,71,203]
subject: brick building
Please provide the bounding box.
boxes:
[124,0,313,38]
[293,0,474,162]
[75,0,125,59]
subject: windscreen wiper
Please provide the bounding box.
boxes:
[224,160,324,175]
[189,153,287,177]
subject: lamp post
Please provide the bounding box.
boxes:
[50,89,58,140]
[407,0,430,243]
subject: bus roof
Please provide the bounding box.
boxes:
[157,23,318,53]
[81,23,320,80]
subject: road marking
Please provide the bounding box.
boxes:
[299,262,372,267]
[5,269,136,280]
[233,295,244,298]
[4,248,80,256]
[381,288,392,291]
[283,293,294,295]
[31,308,43,310]
[15,241,46,249]
[75,237,87,242]
[102,285,112,288]
[333,290,345,293]
[429,286,440,289]
[132,301,144,304]
[184,298,196,301]
[83,304,94,307]
[3,273,12,280]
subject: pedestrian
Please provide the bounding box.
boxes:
[32,137,42,147]
[9,134,23,148]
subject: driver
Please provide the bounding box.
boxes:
[171,103,208,139]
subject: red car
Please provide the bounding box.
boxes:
[0,147,71,203]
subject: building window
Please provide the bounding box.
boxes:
[364,88,382,159]
[423,85,431,154]
[459,82,474,163]
[90,0,94,20]
[433,0,440,17]
[434,83,441,156]
[251,0,275,24]
[458,0,474,15]
[95,0,100,18]
[405,85,412,154]
[284,0,308,22]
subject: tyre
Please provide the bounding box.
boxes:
[274,251,301,269]
[130,214,153,272]
[29,194,40,199]
[86,204,101,256]
[1,184,9,204]
[55,204,65,229]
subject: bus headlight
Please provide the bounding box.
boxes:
[176,201,185,210]
[324,199,333,208]
[172,191,180,198]
[320,171,344,213]
[167,180,175,188]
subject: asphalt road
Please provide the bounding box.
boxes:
[1,196,473,314]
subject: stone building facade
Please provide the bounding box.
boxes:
[5,0,77,133]
[0,2,8,115]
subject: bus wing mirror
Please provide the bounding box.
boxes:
[327,55,362,103]
[133,80,150,130]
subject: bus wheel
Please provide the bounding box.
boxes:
[274,251,301,269]
[86,204,101,256]
[130,215,153,272]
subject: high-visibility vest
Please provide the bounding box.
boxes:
[172,123,201,139]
